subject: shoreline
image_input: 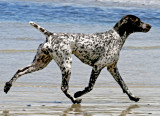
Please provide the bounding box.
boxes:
[1,86,160,115]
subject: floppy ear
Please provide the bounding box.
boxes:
[116,17,130,36]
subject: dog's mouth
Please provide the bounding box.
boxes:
[141,23,152,32]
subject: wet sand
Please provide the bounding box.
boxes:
[1,83,160,116]
[0,0,160,115]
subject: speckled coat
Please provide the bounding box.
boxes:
[4,15,151,104]
[45,29,122,68]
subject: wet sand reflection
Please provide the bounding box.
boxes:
[61,104,139,116]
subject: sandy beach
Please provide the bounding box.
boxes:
[0,0,160,115]
[1,84,160,116]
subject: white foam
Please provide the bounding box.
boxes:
[58,0,160,8]
[97,0,160,8]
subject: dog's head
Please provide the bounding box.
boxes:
[114,15,152,37]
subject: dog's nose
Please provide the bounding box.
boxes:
[144,23,152,32]
[146,24,152,29]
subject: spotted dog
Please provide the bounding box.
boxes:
[4,15,151,104]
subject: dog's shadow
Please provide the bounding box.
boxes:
[61,104,92,116]
[61,104,139,116]
[119,104,139,116]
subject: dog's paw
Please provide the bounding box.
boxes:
[133,97,140,102]
[73,98,82,104]
[129,95,140,102]
[4,82,12,94]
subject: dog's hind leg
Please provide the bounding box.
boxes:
[55,53,82,104]
[74,65,102,98]
[107,63,140,102]
[4,48,52,94]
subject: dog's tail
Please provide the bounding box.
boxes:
[29,21,52,37]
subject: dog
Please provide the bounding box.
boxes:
[4,15,151,104]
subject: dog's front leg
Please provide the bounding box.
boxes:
[107,64,140,102]
[74,66,102,98]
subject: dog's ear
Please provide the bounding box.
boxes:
[116,16,130,36]
[132,18,138,23]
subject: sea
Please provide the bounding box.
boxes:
[0,0,160,115]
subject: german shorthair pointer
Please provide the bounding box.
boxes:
[4,15,151,104]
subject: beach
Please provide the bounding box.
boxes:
[0,0,160,115]
[1,85,160,115]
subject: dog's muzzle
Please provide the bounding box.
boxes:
[142,23,152,32]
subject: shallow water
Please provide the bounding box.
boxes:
[0,0,160,115]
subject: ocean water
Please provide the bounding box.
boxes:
[0,0,160,108]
